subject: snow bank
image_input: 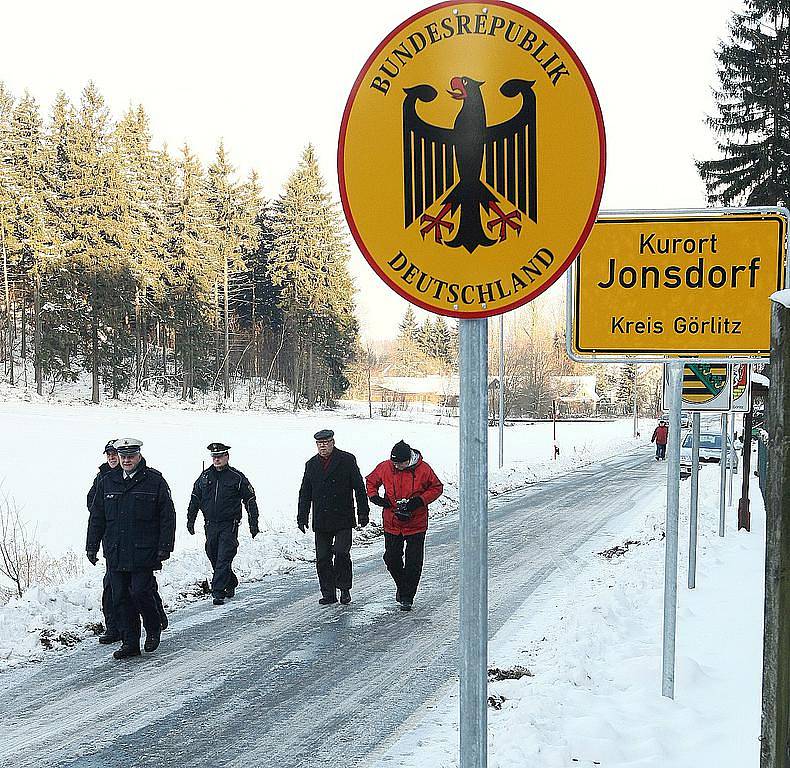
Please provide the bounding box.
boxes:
[377,461,765,768]
[770,288,790,308]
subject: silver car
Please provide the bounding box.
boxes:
[679,431,738,478]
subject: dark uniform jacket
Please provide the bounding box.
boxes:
[86,458,176,572]
[187,465,259,530]
[298,449,370,532]
[86,461,113,510]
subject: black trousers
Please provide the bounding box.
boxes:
[103,564,165,634]
[109,569,161,646]
[206,521,240,599]
[656,443,667,460]
[383,531,426,603]
[314,528,352,596]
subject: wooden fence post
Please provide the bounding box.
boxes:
[761,297,790,768]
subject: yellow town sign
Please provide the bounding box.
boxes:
[339,1,605,318]
[572,212,788,358]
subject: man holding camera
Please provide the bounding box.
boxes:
[366,440,443,611]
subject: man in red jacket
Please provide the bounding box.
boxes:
[366,440,443,611]
[651,420,669,461]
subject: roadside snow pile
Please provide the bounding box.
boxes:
[379,463,765,768]
[0,530,313,670]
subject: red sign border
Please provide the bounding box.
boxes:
[338,0,607,319]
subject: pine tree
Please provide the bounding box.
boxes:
[37,91,82,388]
[0,82,16,384]
[114,105,168,389]
[616,363,637,404]
[59,83,133,402]
[697,1,790,206]
[7,91,57,394]
[398,306,420,342]
[205,141,256,398]
[235,192,282,381]
[270,144,358,407]
[163,144,217,399]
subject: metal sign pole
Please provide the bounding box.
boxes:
[688,412,701,589]
[662,361,682,699]
[719,412,728,537]
[498,315,504,469]
[633,364,639,438]
[459,318,488,768]
[727,413,736,507]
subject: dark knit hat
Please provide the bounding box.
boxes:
[390,440,411,462]
[104,439,119,454]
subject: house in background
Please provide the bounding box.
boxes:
[370,375,460,410]
[552,375,600,416]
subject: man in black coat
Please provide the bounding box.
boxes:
[298,429,369,605]
[86,438,176,660]
[187,442,259,606]
[86,439,121,644]
[87,439,169,644]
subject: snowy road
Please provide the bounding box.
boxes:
[0,449,665,768]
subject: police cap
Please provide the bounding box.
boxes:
[113,438,143,455]
[313,429,334,441]
[207,442,231,456]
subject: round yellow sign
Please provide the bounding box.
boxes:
[339,1,606,318]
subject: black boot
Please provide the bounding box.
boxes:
[144,632,161,653]
[157,603,168,630]
[400,600,413,612]
[213,597,225,606]
[318,593,338,605]
[113,643,141,660]
[225,587,235,599]
[98,630,121,645]
[340,589,351,605]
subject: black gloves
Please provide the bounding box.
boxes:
[298,522,307,534]
[187,521,195,535]
[394,497,423,520]
[86,551,98,566]
[357,515,369,528]
[158,550,171,561]
[368,495,392,508]
[250,525,259,539]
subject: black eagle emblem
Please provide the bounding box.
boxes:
[403,77,537,253]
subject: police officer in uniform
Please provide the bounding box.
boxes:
[187,443,259,606]
[298,429,369,605]
[86,439,122,644]
[86,438,176,659]
[87,439,170,644]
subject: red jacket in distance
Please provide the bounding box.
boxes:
[365,450,443,535]
[652,424,669,446]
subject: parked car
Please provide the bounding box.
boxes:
[679,431,738,478]
[658,411,693,428]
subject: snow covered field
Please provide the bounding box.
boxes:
[0,391,767,768]
[376,464,765,768]
[0,396,643,670]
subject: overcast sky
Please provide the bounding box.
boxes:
[0,0,739,339]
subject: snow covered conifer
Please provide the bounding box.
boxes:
[698,1,790,206]
[270,144,358,408]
